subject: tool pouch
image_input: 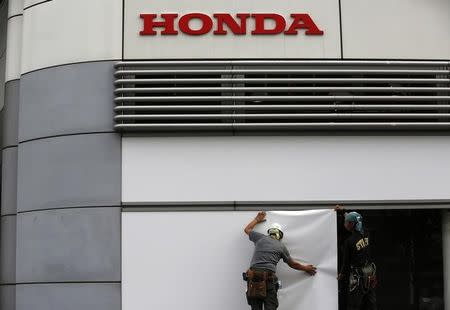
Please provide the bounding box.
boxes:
[245,269,267,300]
[367,274,378,289]
[361,263,377,289]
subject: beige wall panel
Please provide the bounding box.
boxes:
[0,55,5,110]
[21,0,122,74]
[341,0,450,59]
[8,0,23,17]
[5,16,22,82]
[24,0,47,7]
[0,1,7,53]
[0,1,3,110]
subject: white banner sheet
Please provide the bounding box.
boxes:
[122,210,337,310]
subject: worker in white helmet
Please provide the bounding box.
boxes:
[243,211,317,310]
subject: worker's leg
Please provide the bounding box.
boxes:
[347,285,364,310]
[263,281,279,310]
[362,288,377,310]
[249,298,263,310]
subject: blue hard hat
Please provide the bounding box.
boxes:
[345,212,362,223]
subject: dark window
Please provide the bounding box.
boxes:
[337,209,445,310]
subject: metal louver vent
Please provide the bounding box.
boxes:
[114,60,450,132]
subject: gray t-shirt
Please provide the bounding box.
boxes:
[249,231,291,273]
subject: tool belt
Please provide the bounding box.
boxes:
[244,269,276,299]
[350,262,377,292]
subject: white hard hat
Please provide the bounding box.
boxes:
[267,223,284,239]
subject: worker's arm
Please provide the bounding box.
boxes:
[334,204,346,216]
[244,211,266,235]
[287,259,317,275]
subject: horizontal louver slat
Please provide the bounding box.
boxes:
[114,60,450,132]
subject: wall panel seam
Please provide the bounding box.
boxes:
[19,131,116,145]
[7,13,23,20]
[1,281,121,285]
[4,78,20,84]
[1,145,18,152]
[0,213,17,218]
[122,198,450,205]
[338,0,343,59]
[121,200,450,211]
[121,0,125,60]
[20,59,121,77]
[17,205,121,215]
[4,79,20,86]
[23,0,53,11]
[18,58,450,78]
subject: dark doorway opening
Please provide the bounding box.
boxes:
[337,209,444,310]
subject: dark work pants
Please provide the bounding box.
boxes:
[248,281,279,310]
[347,284,377,310]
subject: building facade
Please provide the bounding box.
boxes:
[0,0,449,309]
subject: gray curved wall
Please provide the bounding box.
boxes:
[1,61,122,310]
[14,62,120,310]
[2,61,122,310]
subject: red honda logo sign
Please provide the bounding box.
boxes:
[140,13,324,36]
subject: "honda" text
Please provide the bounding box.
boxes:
[139,13,324,36]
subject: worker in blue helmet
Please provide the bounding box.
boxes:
[243,211,317,310]
[336,205,377,310]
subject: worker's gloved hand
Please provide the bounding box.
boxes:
[334,204,345,212]
[255,211,267,223]
[302,264,317,276]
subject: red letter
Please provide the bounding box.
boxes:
[139,14,178,35]
[251,13,286,35]
[284,14,324,35]
[213,13,250,35]
[179,13,213,35]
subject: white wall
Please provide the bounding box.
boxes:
[0,55,5,110]
[124,0,450,59]
[341,0,450,59]
[20,0,122,74]
[4,0,448,77]
[3,0,449,78]
[23,0,45,7]
[124,0,341,59]
[5,15,22,82]
[0,0,7,110]
[8,0,23,17]
[122,136,450,204]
